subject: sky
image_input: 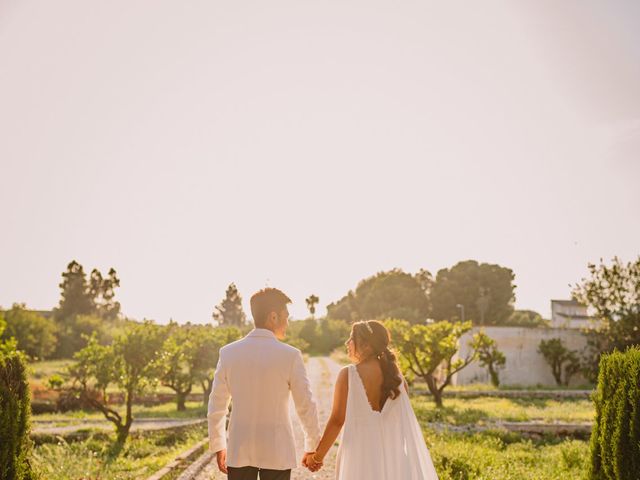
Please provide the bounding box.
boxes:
[0,0,638,323]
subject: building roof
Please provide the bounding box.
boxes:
[551,299,585,307]
[555,312,591,321]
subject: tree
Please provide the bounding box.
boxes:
[385,319,496,407]
[505,310,550,328]
[589,347,640,479]
[286,318,350,355]
[297,318,318,350]
[305,295,319,318]
[88,268,121,320]
[159,323,197,411]
[0,340,36,480]
[430,260,516,325]
[327,269,431,324]
[573,256,640,347]
[194,326,243,405]
[476,333,506,387]
[1,304,58,360]
[314,318,351,354]
[573,256,640,381]
[159,323,238,411]
[55,314,120,359]
[56,260,94,320]
[54,261,122,358]
[538,338,581,386]
[212,283,247,327]
[69,321,165,446]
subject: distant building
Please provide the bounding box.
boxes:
[550,299,594,329]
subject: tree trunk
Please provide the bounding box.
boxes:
[424,375,444,408]
[202,379,213,406]
[553,363,562,386]
[176,392,187,411]
[488,365,500,387]
[432,389,443,408]
[115,423,130,447]
[115,388,134,446]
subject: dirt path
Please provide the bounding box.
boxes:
[194,356,342,480]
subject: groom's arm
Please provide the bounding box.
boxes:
[289,350,321,452]
[207,351,231,453]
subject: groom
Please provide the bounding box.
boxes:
[208,288,321,479]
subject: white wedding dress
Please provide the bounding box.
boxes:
[335,364,439,479]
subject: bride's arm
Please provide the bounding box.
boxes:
[311,366,349,464]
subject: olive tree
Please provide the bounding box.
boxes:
[70,320,165,446]
[192,326,242,405]
[538,338,581,386]
[385,319,500,407]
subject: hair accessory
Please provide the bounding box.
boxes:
[364,322,373,334]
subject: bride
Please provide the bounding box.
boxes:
[303,320,439,479]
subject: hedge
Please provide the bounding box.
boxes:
[589,346,640,479]
[0,341,36,480]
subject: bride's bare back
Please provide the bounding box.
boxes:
[355,359,386,412]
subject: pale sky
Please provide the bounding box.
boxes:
[1,0,638,323]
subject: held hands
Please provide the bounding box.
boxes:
[302,451,323,472]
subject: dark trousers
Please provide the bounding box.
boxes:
[227,466,291,480]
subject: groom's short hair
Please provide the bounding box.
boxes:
[250,288,292,327]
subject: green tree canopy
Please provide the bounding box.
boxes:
[327,269,432,324]
[538,338,581,387]
[55,260,121,321]
[505,309,550,327]
[158,323,242,410]
[56,260,94,320]
[70,320,166,446]
[159,322,199,411]
[573,256,640,350]
[212,283,247,327]
[1,304,58,360]
[476,332,506,387]
[88,267,121,320]
[385,319,499,407]
[572,256,640,382]
[192,325,242,404]
[430,260,516,325]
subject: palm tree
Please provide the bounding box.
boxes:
[305,294,319,319]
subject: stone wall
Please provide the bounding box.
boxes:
[454,326,589,387]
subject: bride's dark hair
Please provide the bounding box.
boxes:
[352,320,403,401]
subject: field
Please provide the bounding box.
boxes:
[31,423,207,480]
[28,356,594,479]
[409,395,591,479]
[426,428,589,480]
[411,396,594,425]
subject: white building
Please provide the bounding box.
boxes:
[550,299,594,329]
[455,326,589,387]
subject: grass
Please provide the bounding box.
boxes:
[33,401,207,424]
[411,396,595,425]
[411,380,594,393]
[28,359,74,380]
[426,428,589,480]
[31,423,207,480]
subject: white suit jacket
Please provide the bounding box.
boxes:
[207,328,321,470]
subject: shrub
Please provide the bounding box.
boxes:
[589,347,640,479]
[538,338,581,386]
[0,340,37,480]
